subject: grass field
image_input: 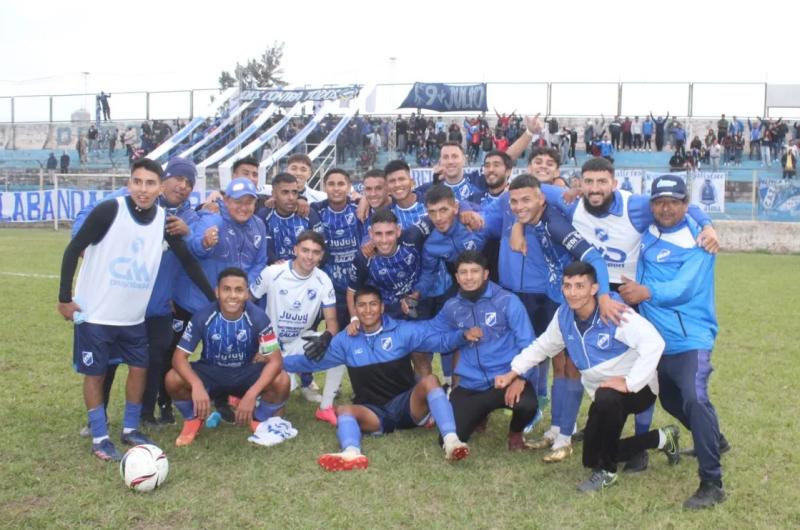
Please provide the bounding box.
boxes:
[1,227,799,529]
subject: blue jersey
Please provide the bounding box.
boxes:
[259,208,323,264]
[312,200,363,293]
[415,216,487,298]
[482,193,610,302]
[391,199,428,230]
[348,224,427,309]
[637,216,718,354]
[417,169,486,203]
[178,301,273,368]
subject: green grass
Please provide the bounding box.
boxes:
[1,228,799,529]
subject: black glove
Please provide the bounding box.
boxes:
[302,331,332,362]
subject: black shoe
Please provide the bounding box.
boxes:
[571,428,585,443]
[216,402,236,423]
[683,480,725,510]
[681,434,730,458]
[622,450,649,473]
[141,414,160,428]
[158,404,175,425]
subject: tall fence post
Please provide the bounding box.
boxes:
[53,172,59,231]
[189,90,194,119]
[751,169,757,221]
[617,83,623,117]
[688,83,693,117]
[10,97,15,150]
[546,83,552,116]
[49,96,54,123]
[763,82,768,118]
[146,92,150,120]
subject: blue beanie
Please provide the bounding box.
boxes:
[164,157,197,188]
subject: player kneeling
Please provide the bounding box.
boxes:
[165,268,291,447]
[283,286,481,471]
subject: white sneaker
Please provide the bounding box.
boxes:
[443,435,470,462]
[300,384,323,403]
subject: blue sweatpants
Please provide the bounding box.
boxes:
[657,349,722,483]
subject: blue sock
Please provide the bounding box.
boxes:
[635,403,655,435]
[537,361,549,399]
[253,400,286,421]
[426,387,456,437]
[300,372,313,388]
[440,353,453,378]
[88,406,108,439]
[337,414,361,451]
[551,377,567,429]
[525,365,540,396]
[122,401,142,431]
[174,400,195,420]
[559,379,584,436]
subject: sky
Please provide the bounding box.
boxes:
[1,0,798,118]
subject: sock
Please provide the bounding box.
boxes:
[550,377,567,429]
[559,379,584,436]
[545,425,560,439]
[537,361,549,399]
[427,387,456,437]
[253,400,286,422]
[300,372,314,388]
[88,406,109,440]
[658,429,666,449]
[442,432,459,446]
[635,404,655,435]
[553,433,572,449]
[442,375,452,387]
[321,365,346,409]
[336,414,361,452]
[122,401,142,433]
[175,400,195,420]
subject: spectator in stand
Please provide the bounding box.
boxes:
[495,108,515,132]
[622,117,633,150]
[632,117,643,151]
[650,112,669,152]
[642,116,653,151]
[729,116,744,137]
[721,134,734,166]
[544,116,560,149]
[494,131,510,153]
[669,148,686,171]
[748,118,762,161]
[708,139,722,171]
[690,136,703,168]
[598,134,614,162]
[583,115,605,154]
[673,122,687,156]
[448,120,463,145]
[60,150,70,173]
[99,92,111,121]
[609,116,622,150]
[77,134,89,165]
[734,133,745,167]
[717,114,729,141]
[87,125,99,154]
[781,147,796,179]
[46,152,58,171]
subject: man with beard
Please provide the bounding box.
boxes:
[510,157,718,469]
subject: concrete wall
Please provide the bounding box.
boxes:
[717,220,800,253]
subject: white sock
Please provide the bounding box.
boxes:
[658,429,666,449]
[545,425,560,439]
[320,365,346,409]
[122,427,135,435]
[443,376,452,386]
[343,446,361,455]
[442,432,459,446]
[552,433,572,449]
[92,435,109,444]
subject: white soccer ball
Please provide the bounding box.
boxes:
[120,444,169,492]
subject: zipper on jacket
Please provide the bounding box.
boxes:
[674,311,688,337]
[470,307,489,386]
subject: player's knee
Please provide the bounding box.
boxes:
[593,388,619,412]
[164,369,184,395]
[336,404,355,417]
[274,371,291,396]
[420,373,441,392]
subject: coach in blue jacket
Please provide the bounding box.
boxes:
[619,175,725,510]
[431,250,538,450]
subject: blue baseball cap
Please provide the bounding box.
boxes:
[650,175,687,200]
[225,177,258,199]
[164,157,197,188]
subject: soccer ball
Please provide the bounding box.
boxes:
[120,444,169,492]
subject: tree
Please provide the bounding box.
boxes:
[219,42,288,90]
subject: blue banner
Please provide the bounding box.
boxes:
[758,179,800,220]
[399,83,488,112]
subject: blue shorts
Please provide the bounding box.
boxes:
[73,322,148,376]
[517,292,559,336]
[362,388,429,435]
[191,362,264,398]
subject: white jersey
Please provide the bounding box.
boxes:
[250,260,336,355]
[571,190,641,284]
[75,196,165,326]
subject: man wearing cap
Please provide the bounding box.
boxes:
[58,158,215,462]
[71,157,217,431]
[618,175,726,510]
[188,177,268,293]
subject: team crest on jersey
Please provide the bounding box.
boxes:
[237,329,248,342]
[328,289,335,299]
[172,319,184,333]
[459,187,470,199]
[82,351,94,366]
[378,268,388,276]
[211,333,222,342]
[484,312,497,326]
[307,289,317,300]
[596,333,610,349]
[354,348,364,355]
[279,289,288,295]
[228,228,235,236]
[335,229,345,237]
[381,337,393,350]
[404,253,415,266]
[397,272,406,279]
[283,236,292,247]
[292,301,302,310]
[595,228,609,242]
[345,213,355,225]
[464,240,476,251]
[254,235,262,247]
[226,344,233,353]
[656,249,671,262]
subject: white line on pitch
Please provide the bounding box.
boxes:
[0,271,59,279]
